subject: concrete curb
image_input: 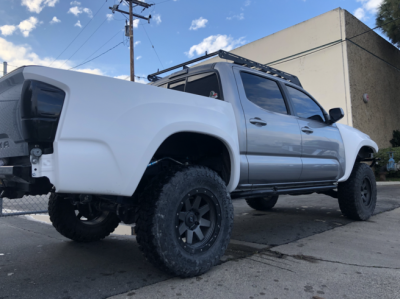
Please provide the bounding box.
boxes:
[376,181,400,185]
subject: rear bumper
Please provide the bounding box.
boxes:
[0,165,32,184]
[0,165,52,199]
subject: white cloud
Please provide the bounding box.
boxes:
[0,25,17,36]
[50,16,61,24]
[134,41,141,47]
[106,14,113,21]
[186,35,246,58]
[114,75,130,80]
[153,14,161,25]
[244,0,251,6]
[354,7,366,20]
[354,0,384,20]
[21,0,59,14]
[0,17,39,37]
[133,19,140,28]
[136,56,142,60]
[74,20,82,28]
[68,6,82,16]
[114,75,148,84]
[70,1,80,5]
[68,6,92,18]
[18,17,39,37]
[74,68,103,76]
[0,36,103,76]
[357,0,383,12]
[83,8,93,18]
[135,76,148,84]
[227,13,244,20]
[189,17,208,30]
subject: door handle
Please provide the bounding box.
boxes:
[249,118,267,126]
[301,126,314,134]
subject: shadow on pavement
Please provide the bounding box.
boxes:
[0,185,398,299]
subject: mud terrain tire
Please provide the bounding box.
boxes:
[48,194,120,242]
[245,195,279,211]
[338,163,377,221]
[135,166,233,277]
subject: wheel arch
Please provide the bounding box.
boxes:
[339,143,378,183]
[151,132,233,184]
[131,127,241,196]
[336,123,378,183]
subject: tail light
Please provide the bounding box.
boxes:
[21,80,65,143]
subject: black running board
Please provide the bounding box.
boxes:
[231,184,337,200]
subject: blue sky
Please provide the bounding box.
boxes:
[0,0,384,82]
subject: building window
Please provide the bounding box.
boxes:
[286,86,326,122]
[240,72,288,114]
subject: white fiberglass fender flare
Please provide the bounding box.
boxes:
[23,67,241,196]
[336,123,379,182]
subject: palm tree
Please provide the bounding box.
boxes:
[376,0,400,47]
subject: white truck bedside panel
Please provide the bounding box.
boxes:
[23,67,241,195]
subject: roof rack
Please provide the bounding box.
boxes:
[147,50,302,87]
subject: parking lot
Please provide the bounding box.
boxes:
[1,184,399,299]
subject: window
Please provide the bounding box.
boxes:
[159,83,168,88]
[240,72,288,114]
[186,73,221,100]
[168,80,185,92]
[286,86,326,122]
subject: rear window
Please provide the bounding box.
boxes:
[185,73,221,100]
[168,80,185,92]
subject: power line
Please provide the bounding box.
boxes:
[69,42,124,70]
[122,2,164,68]
[346,38,400,72]
[50,0,107,66]
[268,16,400,68]
[141,24,164,68]
[79,29,122,63]
[123,74,148,80]
[348,16,400,40]
[268,40,342,66]
[0,62,19,68]
[60,17,108,68]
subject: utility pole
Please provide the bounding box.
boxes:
[109,1,152,82]
[2,61,7,77]
[129,1,134,82]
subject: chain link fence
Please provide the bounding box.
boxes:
[0,194,49,217]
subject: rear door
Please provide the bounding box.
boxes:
[285,85,345,182]
[234,68,303,185]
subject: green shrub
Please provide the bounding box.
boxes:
[375,147,400,178]
[390,130,400,147]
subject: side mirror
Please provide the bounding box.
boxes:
[329,108,344,124]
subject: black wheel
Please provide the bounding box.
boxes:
[338,163,377,221]
[48,194,120,242]
[245,195,279,211]
[135,166,233,277]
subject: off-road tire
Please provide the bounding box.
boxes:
[245,195,279,211]
[135,166,233,277]
[48,194,120,242]
[338,163,377,221]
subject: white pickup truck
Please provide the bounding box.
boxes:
[0,50,378,277]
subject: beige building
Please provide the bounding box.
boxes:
[201,8,400,148]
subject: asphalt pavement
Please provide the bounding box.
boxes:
[0,184,399,299]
